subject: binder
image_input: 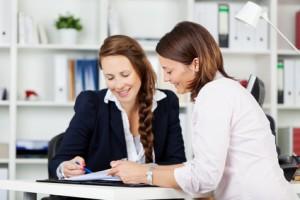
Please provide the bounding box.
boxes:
[84,59,99,91]
[0,168,8,200]
[218,4,229,47]
[296,11,300,50]
[194,2,218,42]
[277,60,284,104]
[54,55,68,102]
[254,6,268,50]
[295,59,300,106]
[68,59,75,101]
[283,59,295,106]
[278,127,300,155]
[0,0,11,44]
[75,59,85,97]
[229,2,243,50]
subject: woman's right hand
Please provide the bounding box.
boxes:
[62,156,86,178]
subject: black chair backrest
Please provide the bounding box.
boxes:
[48,133,64,178]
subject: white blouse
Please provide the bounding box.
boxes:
[104,89,166,163]
[174,75,293,200]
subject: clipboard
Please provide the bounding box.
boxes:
[36,178,155,187]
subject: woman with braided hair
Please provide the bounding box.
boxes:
[49,35,186,180]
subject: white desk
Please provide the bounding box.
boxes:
[0,180,207,200]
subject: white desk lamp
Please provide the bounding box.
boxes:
[235,1,300,54]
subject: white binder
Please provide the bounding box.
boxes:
[295,59,300,106]
[0,0,11,44]
[229,2,244,50]
[194,2,218,42]
[254,6,268,50]
[0,168,8,200]
[283,59,295,106]
[54,55,69,102]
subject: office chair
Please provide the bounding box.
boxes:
[48,133,64,178]
[246,74,299,181]
[41,133,65,200]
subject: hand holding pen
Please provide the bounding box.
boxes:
[62,156,92,178]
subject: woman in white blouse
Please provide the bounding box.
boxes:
[108,22,293,200]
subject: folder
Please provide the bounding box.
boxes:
[0,168,8,199]
[295,59,300,106]
[283,59,295,106]
[68,59,75,101]
[277,60,284,104]
[194,2,218,42]
[254,6,268,50]
[75,59,85,97]
[229,2,243,50]
[83,59,99,91]
[296,11,300,50]
[218,3,229,47]
[54,55,69,102]
[0,0,11,44]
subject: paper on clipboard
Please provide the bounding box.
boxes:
[66,169,121,181]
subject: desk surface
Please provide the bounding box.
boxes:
[0,180,207,199]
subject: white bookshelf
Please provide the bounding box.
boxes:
[0,0,297,199]
[277,0,300,130]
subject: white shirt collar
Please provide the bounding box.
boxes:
[214,71,224,80]
[104,89,165,163]
[104,89,167,111]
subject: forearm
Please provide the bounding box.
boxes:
[152,163,184,188]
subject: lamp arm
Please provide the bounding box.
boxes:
[261,13,300,54]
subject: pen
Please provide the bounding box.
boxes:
[75,161,93,174]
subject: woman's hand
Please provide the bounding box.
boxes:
[108,160,148,184]
[62,156,86,178]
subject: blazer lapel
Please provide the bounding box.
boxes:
[152,105,167,161]
[109,102,127,152]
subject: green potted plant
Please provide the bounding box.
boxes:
[55,13,83,44]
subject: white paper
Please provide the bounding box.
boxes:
[66,169,120,181]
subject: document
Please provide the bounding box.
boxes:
[66,169,121,181]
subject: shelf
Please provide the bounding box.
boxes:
[0,159,9,164]
[277,49,300,56]
[17,44,99,51]
[279,0,299,4]
[0,44,9,49]
[17,101,74,107]
[0,101,9,106]
[15,158,47,164]
[221,49,271,55]
[277,105,300,110]
[142,45,271,55]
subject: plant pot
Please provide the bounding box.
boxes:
[58,29,78,45]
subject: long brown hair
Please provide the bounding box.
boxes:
[99,35,156,163]
[156,21,232,101]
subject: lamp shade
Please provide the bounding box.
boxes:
[235,1,262,27]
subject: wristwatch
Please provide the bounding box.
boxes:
[146,164,156,185]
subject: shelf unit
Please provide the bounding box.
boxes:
[277,0,300,129]
[0,0,297,199]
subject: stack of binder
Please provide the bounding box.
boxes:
[194,2,268,50]
[278,59,300,106]
[54,55,99,102]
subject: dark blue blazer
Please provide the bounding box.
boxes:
[49,89,186,178]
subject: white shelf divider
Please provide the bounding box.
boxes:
[15,158,47,165]
[17,44,99,51]
[17,101,74,107]
[0,158,9,164]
